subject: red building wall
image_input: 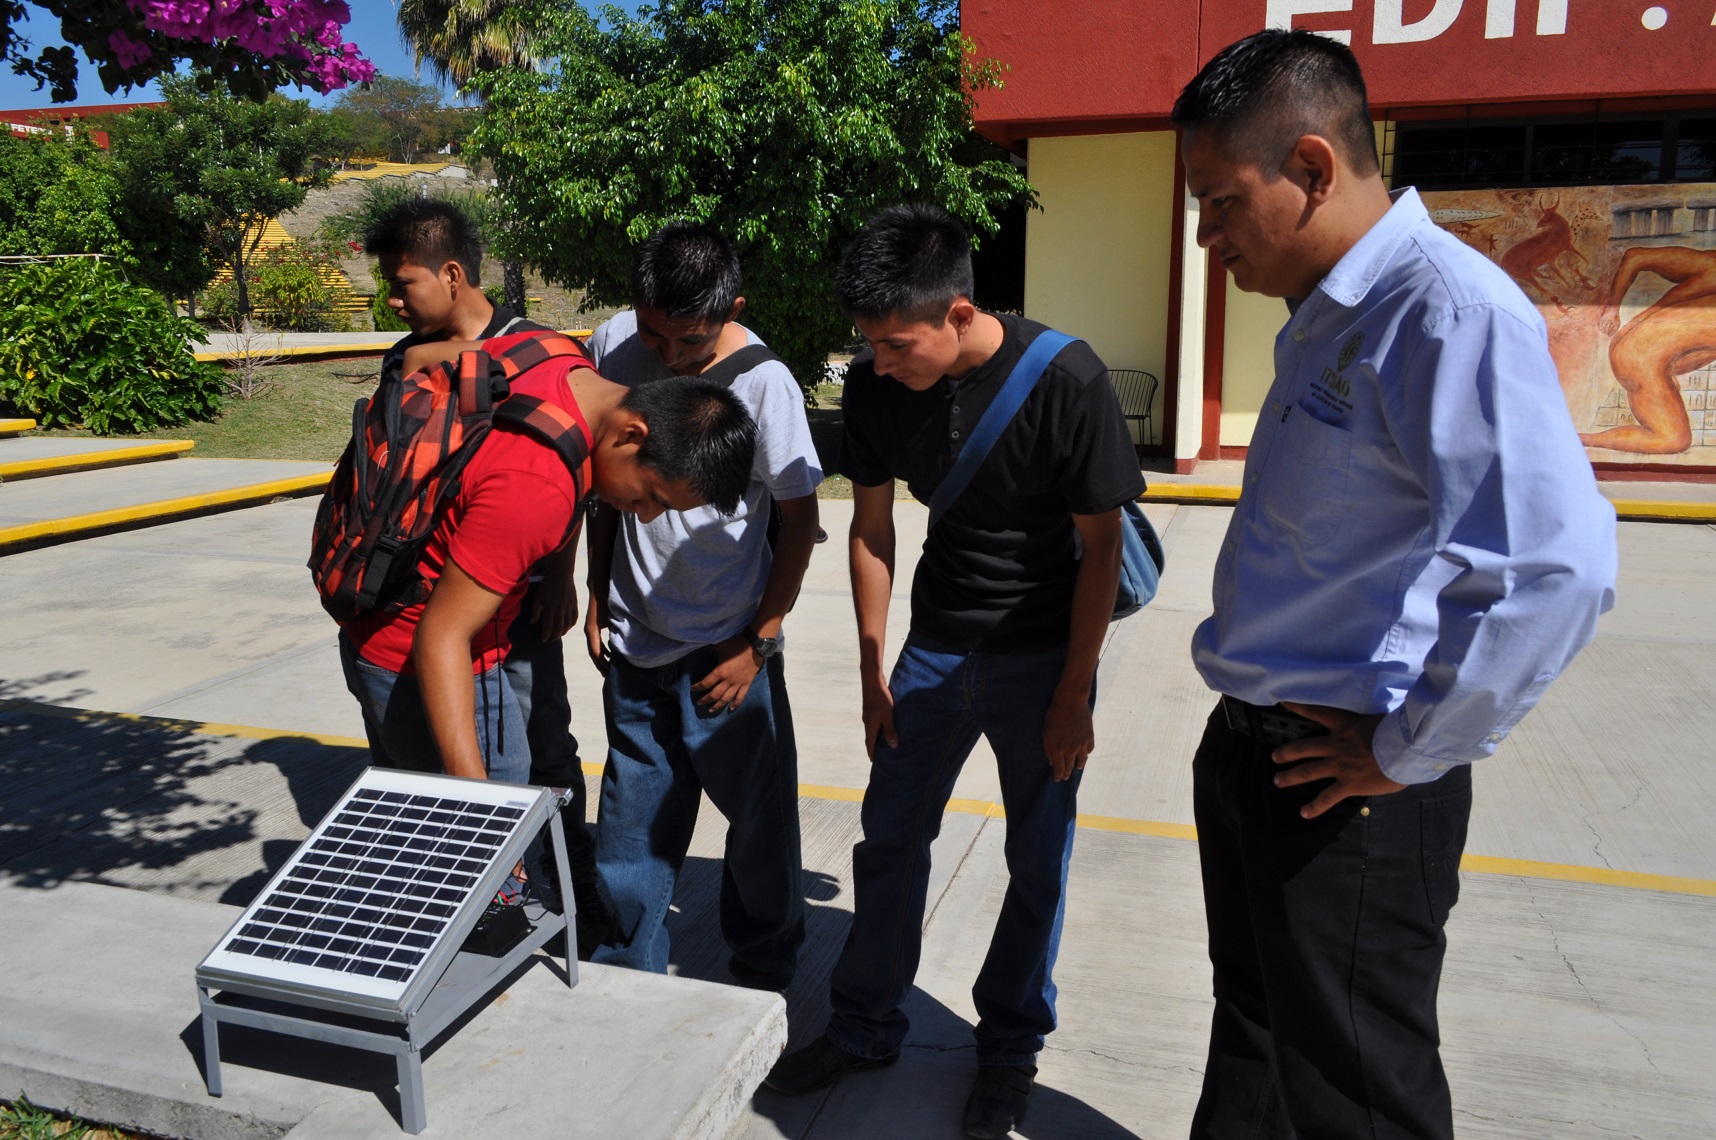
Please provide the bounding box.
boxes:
[966,1,1716,144]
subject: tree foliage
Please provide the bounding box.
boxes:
[468,0,1032,389]
[326,74,474,164]
[396,0,540,91]
[0,130,131,261]
[107,75,337,319]
[0,257,223,433]
[2,0,373,104]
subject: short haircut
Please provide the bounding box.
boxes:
[631,220,741,322]
[621,376,756,514]
[363,198,485,285]
[836,204,975,324]
[1170,29,1379,178]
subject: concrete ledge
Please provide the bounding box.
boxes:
[0,880,787,1140]
[0,439,194,481]
[0,418,36,436]
[0,472,331,554]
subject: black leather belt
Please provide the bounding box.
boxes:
[1221,695,1327,747]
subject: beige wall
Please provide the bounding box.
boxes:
[1024,131,1178,448]
[1220,278,1287,446]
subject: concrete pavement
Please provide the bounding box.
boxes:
[2,496,1714,1137]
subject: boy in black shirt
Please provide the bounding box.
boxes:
[363,199,608,950]
[765,205,1145,1138]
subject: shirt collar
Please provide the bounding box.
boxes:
[1314,187,1426,310]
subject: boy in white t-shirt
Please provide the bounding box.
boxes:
[583,221,822,990]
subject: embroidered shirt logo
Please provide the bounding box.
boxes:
[1337,330,1365,371]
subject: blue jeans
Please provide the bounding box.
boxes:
[591,646,805,988]
[827,638,1084,1067]
[338,630,530,784]
[505,594,596,884]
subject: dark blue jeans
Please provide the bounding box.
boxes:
[505,594,595,884]
[591,646,805,988]
[827,638,1084,1067]
[1189,704,1472,1140]
[337,630,530,784]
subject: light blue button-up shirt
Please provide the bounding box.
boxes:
[1191,188,1618,784]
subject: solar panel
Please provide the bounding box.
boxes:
[197,767,556,1021]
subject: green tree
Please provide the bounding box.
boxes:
[107,75,337,325]
[468,0,1032,389]
[328,74,470,164]
[0,130,131,260]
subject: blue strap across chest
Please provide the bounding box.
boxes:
[926,329,1077,529]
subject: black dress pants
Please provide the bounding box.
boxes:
[1189,704,1472,1140]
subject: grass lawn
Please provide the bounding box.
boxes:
[34,358,378,464]
[0,1097,150,1139]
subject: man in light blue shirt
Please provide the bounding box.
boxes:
[1172,31,1616,1139]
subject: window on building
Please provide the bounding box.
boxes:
[1390,111,1716,191]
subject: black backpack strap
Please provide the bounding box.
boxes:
[698,344,779,387]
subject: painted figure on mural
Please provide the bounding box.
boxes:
[1427,183,1716,463]
[1585,245,1716,453]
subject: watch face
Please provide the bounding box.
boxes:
[749,631,780,658]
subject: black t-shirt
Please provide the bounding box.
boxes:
[380,306,552,384]
[841,313,1146,653]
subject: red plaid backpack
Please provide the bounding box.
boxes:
[308,331,594,624]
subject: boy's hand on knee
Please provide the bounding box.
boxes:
[693,637,761,713]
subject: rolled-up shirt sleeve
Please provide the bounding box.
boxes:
[1372,302,1618,784]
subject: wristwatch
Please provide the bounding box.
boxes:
[744,628,781,660]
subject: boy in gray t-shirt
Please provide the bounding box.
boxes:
[583,222,822,988]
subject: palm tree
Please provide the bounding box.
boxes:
[396,0,541,313]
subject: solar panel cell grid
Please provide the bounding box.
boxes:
[215,786,528,985]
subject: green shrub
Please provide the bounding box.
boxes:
[370,264,409,332]
[0,259,224,434]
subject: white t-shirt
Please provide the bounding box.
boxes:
[587,310,823,667]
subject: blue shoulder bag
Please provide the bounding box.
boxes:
[926,329,1165,620]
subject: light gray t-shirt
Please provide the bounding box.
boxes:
[588,310,823,667]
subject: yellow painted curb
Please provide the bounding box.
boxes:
[9,702,1711,899]
[0,417,37,435]
[0,439,193,480]
[0,470,330,551]
[1608,499,1716,523]
[192,330,597,363]
[1140,484,1240,504]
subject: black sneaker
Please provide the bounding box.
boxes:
[762,1034,899,1094]
[962,1063,1036,1138]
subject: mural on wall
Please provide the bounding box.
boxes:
[1423,183,1716,465]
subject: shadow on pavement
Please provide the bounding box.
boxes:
[747,988,1141,1140]
[0,688,366,896]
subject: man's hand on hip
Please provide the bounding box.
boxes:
[1271,704,1402,819]
[1043,684,1095,782]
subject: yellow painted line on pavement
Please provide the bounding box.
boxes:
[0,417,37,435]
[1607,498,1716,523]
[0,471,330,551]
[1458,854,1716,897]
[1139,484,1240,504]
[0,439,193,480]
[9,703,1711,899]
